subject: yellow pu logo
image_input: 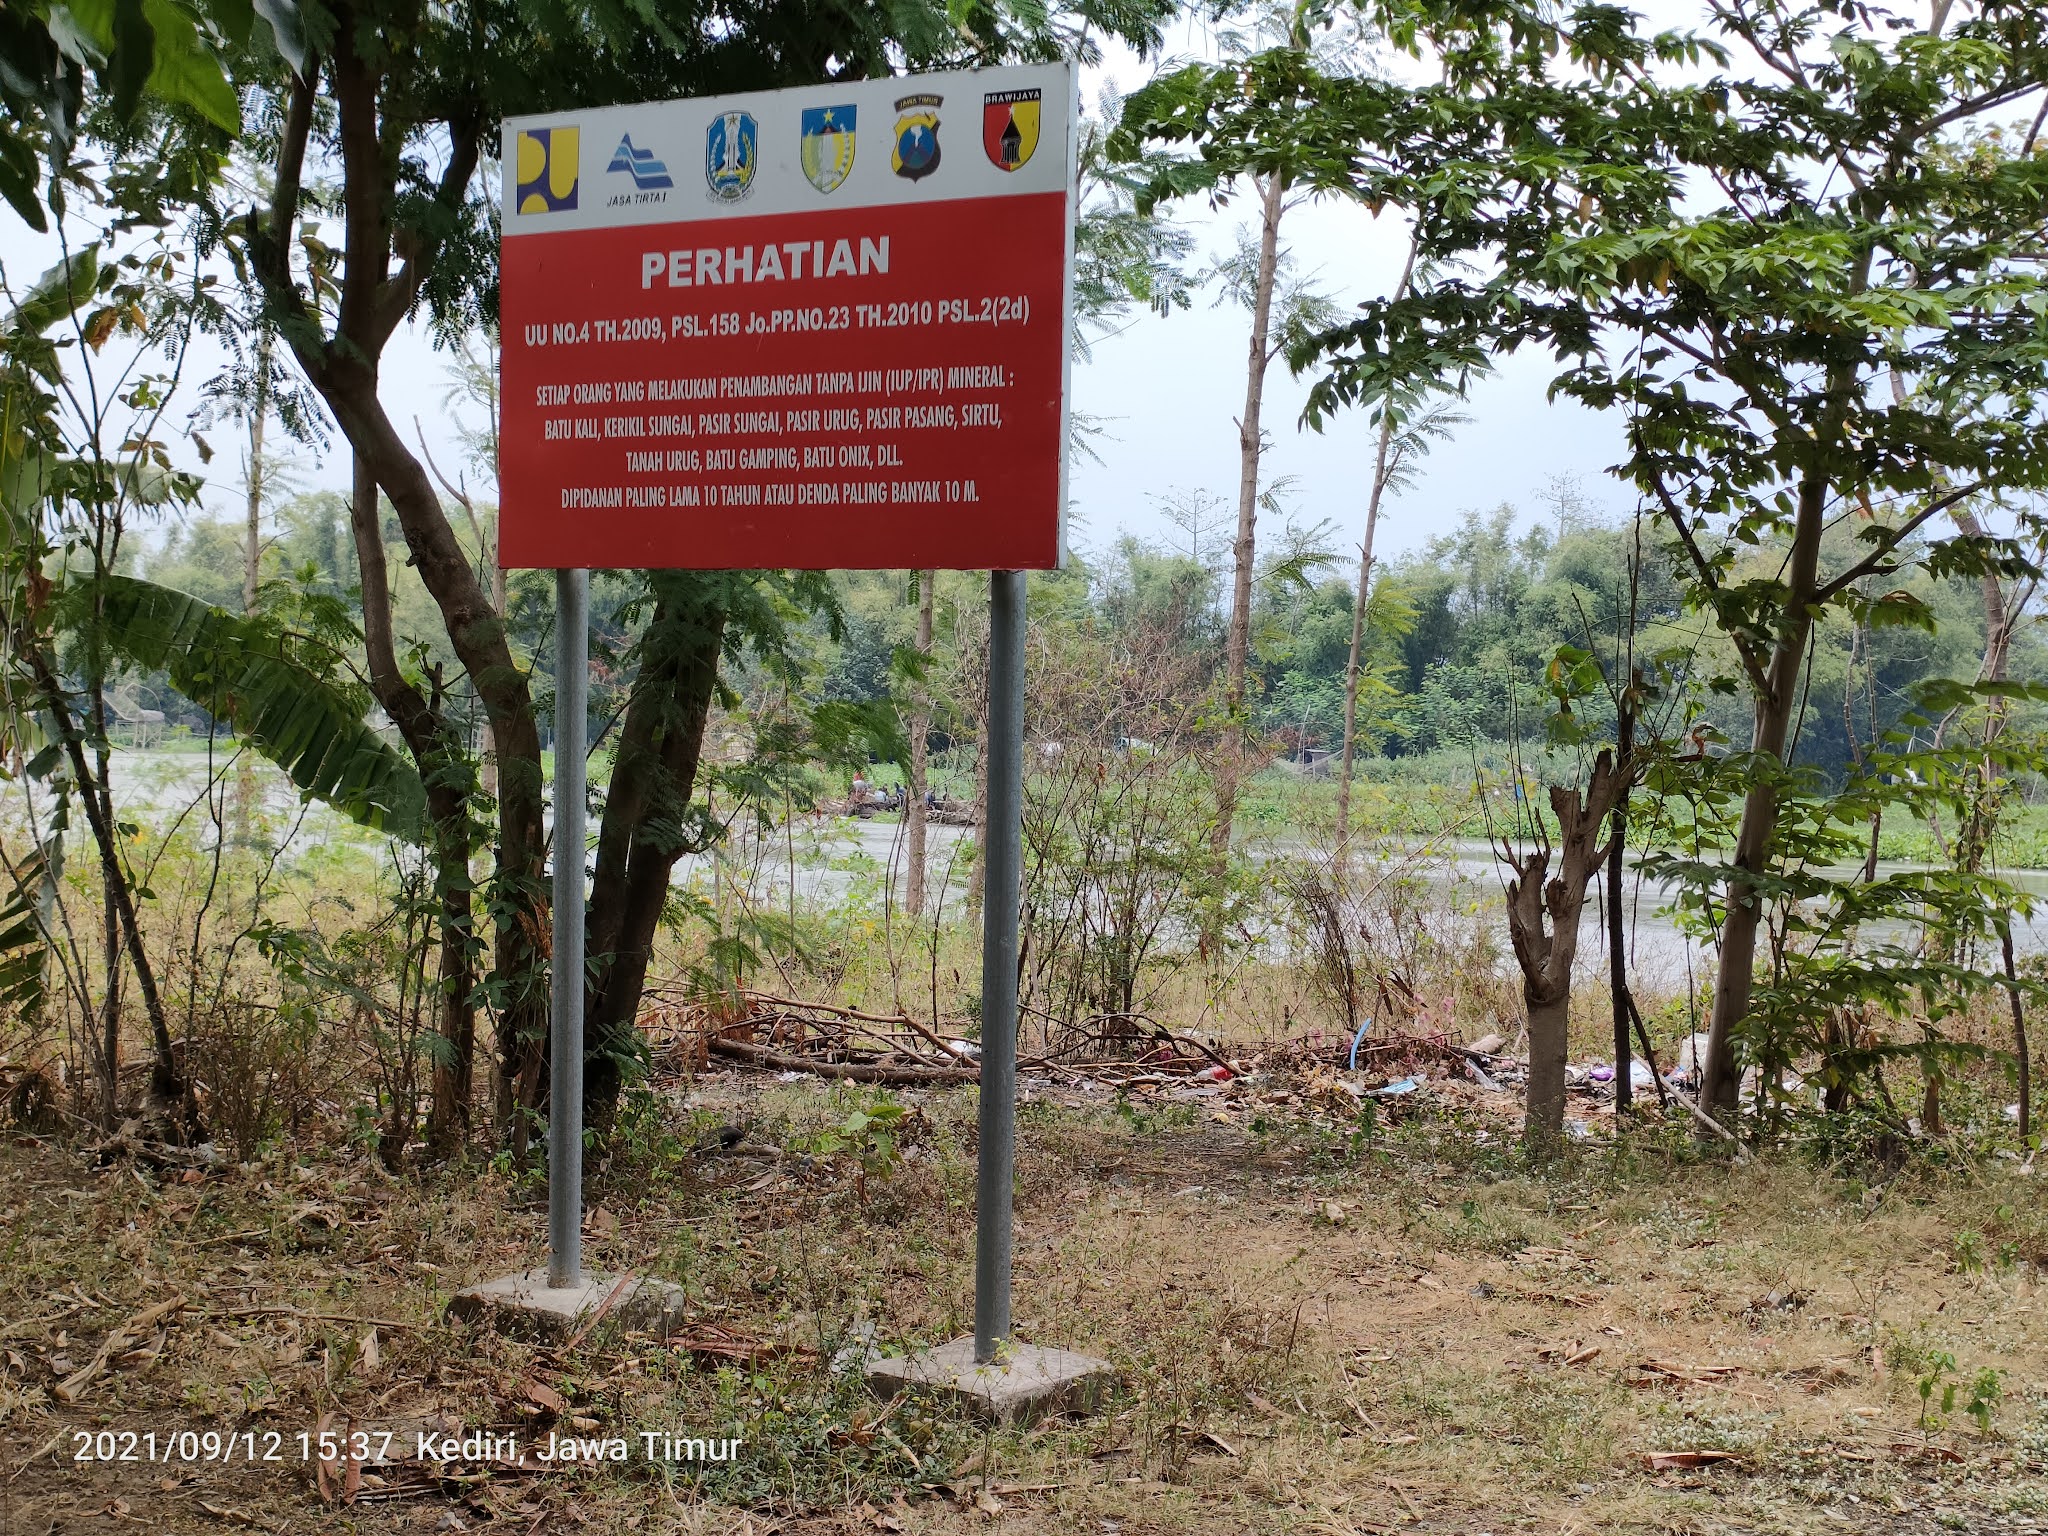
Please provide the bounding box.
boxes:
[516,126,579,213]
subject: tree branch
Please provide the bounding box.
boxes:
[379,115,484,349]
[1812,479,1989,605]
[331,21,389,365]
[250,63,318,330]
[1645,468,1772,696]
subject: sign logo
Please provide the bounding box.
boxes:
[705,111,758,201]
[607,133,673,190]
[983,89,1041,172]
[515,126,579,213]
[799,104,856,193]
[892,95,942,182]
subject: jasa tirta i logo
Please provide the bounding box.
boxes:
[982,89,1040,172]
[706,110,758,201]
[515,126,579,213]
[892,95,941,181]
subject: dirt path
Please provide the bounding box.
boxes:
[3,1077,2043,1534]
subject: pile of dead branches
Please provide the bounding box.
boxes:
[637,984,1516,1104]
[643,990,981,1085]
[641,991,1256,1089]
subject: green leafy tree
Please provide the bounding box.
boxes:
[1132,0,2048,1129]
[2,238,417,1131]
[0,0,303,228]
[230,0,1179,1137]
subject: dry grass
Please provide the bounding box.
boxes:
[2,1076,2045,1535]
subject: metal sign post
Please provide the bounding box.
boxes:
[548,567,588,1288]
[478,63,1104,1412]
[973,568,1025,1362]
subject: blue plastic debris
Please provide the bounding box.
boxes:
[1347,1017,1373,1071]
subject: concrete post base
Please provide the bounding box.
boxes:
[865,1338,1113,1426]
[446,1269,684,1344]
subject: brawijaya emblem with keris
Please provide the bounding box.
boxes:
[983,89,1040,171]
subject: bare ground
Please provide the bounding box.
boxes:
[2,1070,2046,1536]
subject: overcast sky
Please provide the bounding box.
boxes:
[0,24,1630,574]
[1063,187,1627,569]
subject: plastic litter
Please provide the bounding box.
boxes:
[1587,1064,1616,1084]
[1347,1016,1373,1071]
[1369,1076,1421,1098]
[1464,1057,1501,1092]
[1196,1063,1234,1083]
[1669,1030,1713,1086]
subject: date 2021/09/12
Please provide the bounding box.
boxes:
[520,295,1032,349]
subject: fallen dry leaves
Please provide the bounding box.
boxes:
[49,1293,185,1404]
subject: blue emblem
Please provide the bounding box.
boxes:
[607,133,673,191]
[706,110,758,202]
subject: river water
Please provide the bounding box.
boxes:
[41,751,2046,995]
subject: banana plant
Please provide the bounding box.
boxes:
[82,573,427,838]
[0,246,423,1036]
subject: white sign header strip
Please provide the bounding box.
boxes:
[503,62,1073,234]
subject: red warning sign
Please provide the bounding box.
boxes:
[499,65,1073,571]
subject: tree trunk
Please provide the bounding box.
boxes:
[1336,236,1418,852]
[481,548,506,800]
[2004,921,2030,1144]
[30,651,180,1118]
[254,38,550,1149]
[1699,476,1826,1124]
[1216,170,1288,864]
[98,876,120,1130]
[1500,751,1625,1157]
[347,453,478,1160]
[315,377,547,1143]
[1951,502,2012,876]
[1820,1010,1855,1114]
[1608,692,1636,1113]
[233,334,272,846]
[906,570,934,918]
[1225,171,1286,719]
[583,577,725,1130]
[1523,991,1571,1161]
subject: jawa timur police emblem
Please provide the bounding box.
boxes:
[892,95,942,181]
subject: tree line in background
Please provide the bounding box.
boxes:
[4,0,2047,1164]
